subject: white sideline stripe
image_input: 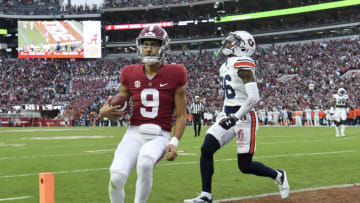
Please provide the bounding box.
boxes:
[1,149,358,179]
[214,183,360,202]
[0,196,32,201]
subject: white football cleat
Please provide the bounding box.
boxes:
[184,194,212,203]
[275,169,290,199]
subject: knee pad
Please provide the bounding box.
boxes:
[237,154,253,174]
[136,156,154,177]
[110,172,128,189]
[201,134,220,158]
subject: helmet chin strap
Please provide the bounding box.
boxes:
[143,56,161,65]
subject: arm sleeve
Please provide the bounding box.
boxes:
[234,82,259,119]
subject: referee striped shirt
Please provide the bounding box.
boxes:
[190,102,205,115]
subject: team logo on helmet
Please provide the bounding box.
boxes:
[248,38,255,47]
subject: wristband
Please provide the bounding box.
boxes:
[169,137,179,148]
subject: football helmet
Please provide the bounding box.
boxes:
[220,31,256,57]
[337,88,346,96]
[136,25,170,65]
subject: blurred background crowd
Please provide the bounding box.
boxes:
[0,0,359,126]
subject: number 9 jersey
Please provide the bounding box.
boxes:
[121,64,187,132]
[220,56,256,106]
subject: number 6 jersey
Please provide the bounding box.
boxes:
[121,64,187,132]
[220,56,256,106]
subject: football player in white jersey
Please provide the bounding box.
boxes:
[333,88,348,136]
[304,107,312,126]
[313,107,321,126]
[281,108,289,126]
[184,31,289,203]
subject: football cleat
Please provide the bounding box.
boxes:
[275,169,290,199]
[184,195,213,203]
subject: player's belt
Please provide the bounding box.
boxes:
[336,105,346,108]
[225,106,241,115]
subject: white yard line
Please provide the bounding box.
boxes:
[0,129,90,133]
[0,143,25,147]
[1,149,358,178]
[22,135,113,140]
[0,151,111,160]
[84,149,114,153]
[0,168,109,178]
[214,183,360,202]
[0,196,32,201]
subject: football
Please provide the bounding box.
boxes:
[109,95,129,112]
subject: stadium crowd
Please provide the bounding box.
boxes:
[1,36,359,126]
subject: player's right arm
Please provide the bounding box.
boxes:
[99,86,130,120]
[233,69,259,119]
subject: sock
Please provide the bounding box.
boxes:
[200,134,220,193]
[237,154,278,179]
[341,125,345,135]
[335,126,339,135]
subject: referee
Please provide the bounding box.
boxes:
[189,95,205,137]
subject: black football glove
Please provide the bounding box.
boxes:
[219,116,238,130]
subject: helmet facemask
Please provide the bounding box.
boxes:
[137,38,167,65]
[219,31,255,57]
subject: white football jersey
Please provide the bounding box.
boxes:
[313,109,320,118]
[281,110,288,119]
[333,94,348,107]
[219,56,256,106]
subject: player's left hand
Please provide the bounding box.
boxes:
[165,144,177,161]
[219,116,238,130]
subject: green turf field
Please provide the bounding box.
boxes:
[0,126,359,202]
